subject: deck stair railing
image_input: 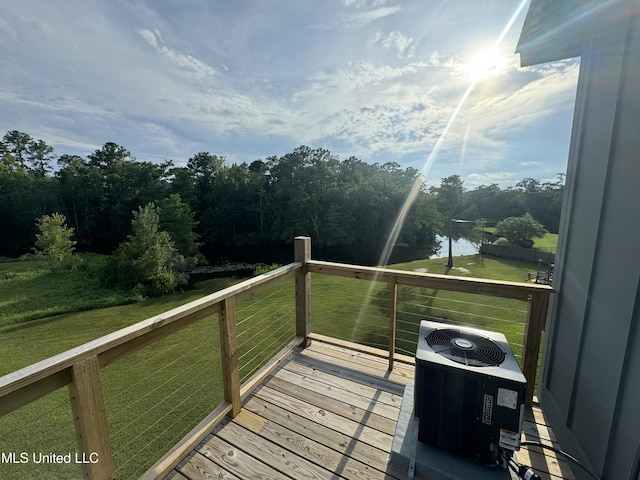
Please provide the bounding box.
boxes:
[0,236,552,479]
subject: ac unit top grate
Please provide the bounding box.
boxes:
[425,328,506,367]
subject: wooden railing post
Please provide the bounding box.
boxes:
[219,297,241,418]
[388,277,398,371]
[68,356,115,480]
[295,236,312,347]
[522,292,550,406]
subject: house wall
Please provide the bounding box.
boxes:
[539,7,640,480]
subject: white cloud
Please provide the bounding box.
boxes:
[0,0,578,181]
[135,28,219,81]
[461,61,579,134]
[0,90,118,119]
[369,30,416,58]
[136,28,159,48]
[343,0,388,7]
[328,6,401,29]
[293,59,444,103]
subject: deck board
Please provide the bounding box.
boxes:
[283,357,404,407]
[167,339,575,480]
[265,375,398,435]
[255,385,394,451]
[515,403,575,480]
[244,395,393,473]
[290,351,406,396]
[234,409,395,480]
[216,421,345,480]
[273,366,401,420]
[176,451,240,480]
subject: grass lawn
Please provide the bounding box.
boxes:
[0,254,140,325]
[0,252,541,479]
[0,254,246,374]
[312,253,535,361]
[483,228,558,252]
[532,233,558,252]
[0,255,251,479]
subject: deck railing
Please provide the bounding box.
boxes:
[0,236,553,479]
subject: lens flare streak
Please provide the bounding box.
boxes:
[349,0,530,341]
[378,0,529,268]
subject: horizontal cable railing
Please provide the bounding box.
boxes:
[0,259,303,480]
[0,389,82,480]
[236,280,297,385]
[311,274,530,362]
[394,287,529,360]
[101,315,223,479]
[306,257,553,405]
[0,237,552,479]
[311,276,390,351]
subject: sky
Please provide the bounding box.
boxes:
[0,0,580,188]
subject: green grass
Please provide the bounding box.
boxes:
[0,277,245,376]
[483,228,558,252]
[0,254,140,325]
[532,233,558,252]
[0,252,540,479]
[312,254,536,362]
[0,256,252,479]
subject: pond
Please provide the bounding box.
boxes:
[198,236,479,277]
[432,235,479,258]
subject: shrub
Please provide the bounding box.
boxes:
[253,263,282,276]
[106,203,189,297]
[495,213,547,247]
[32,213,77,270]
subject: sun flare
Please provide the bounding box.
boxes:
[464,49,508,81]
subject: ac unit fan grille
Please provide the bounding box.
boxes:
[425,329,506,367]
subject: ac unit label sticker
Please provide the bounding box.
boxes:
[497,388,518,409]
[482,394,493,424]
[499,428,520,450]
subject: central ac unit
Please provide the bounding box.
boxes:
[414,320,526,467]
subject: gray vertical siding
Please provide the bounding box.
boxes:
[539,7,640,479]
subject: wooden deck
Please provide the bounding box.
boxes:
[164,340,575,480]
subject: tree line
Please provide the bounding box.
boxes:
[0,130,564,260]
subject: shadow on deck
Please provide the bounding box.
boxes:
[164,339,574,480]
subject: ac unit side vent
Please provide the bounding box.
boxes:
[418,366,479,456]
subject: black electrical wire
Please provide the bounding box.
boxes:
[507,456,542,480]
[520,441,600,480]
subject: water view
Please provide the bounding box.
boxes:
[432,235,479,258]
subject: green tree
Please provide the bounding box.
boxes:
[495,213,547,247]
[0,150,61,256]
[32,213,77,270]
[1,131,56,177]
[431,175,465,268]
[26,139,55,177]
[107,203,188,296]
[79,143,171,251]
[186,152,226,243]
[1,130,32,169]
[468,219,487,265]
[157,194,203,261]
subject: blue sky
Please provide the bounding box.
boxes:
[0,0,579,187]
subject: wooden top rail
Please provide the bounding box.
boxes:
[307,257,553,406]
[307,259,554,301]
[0,236,554,479]
[0,262,301,416]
